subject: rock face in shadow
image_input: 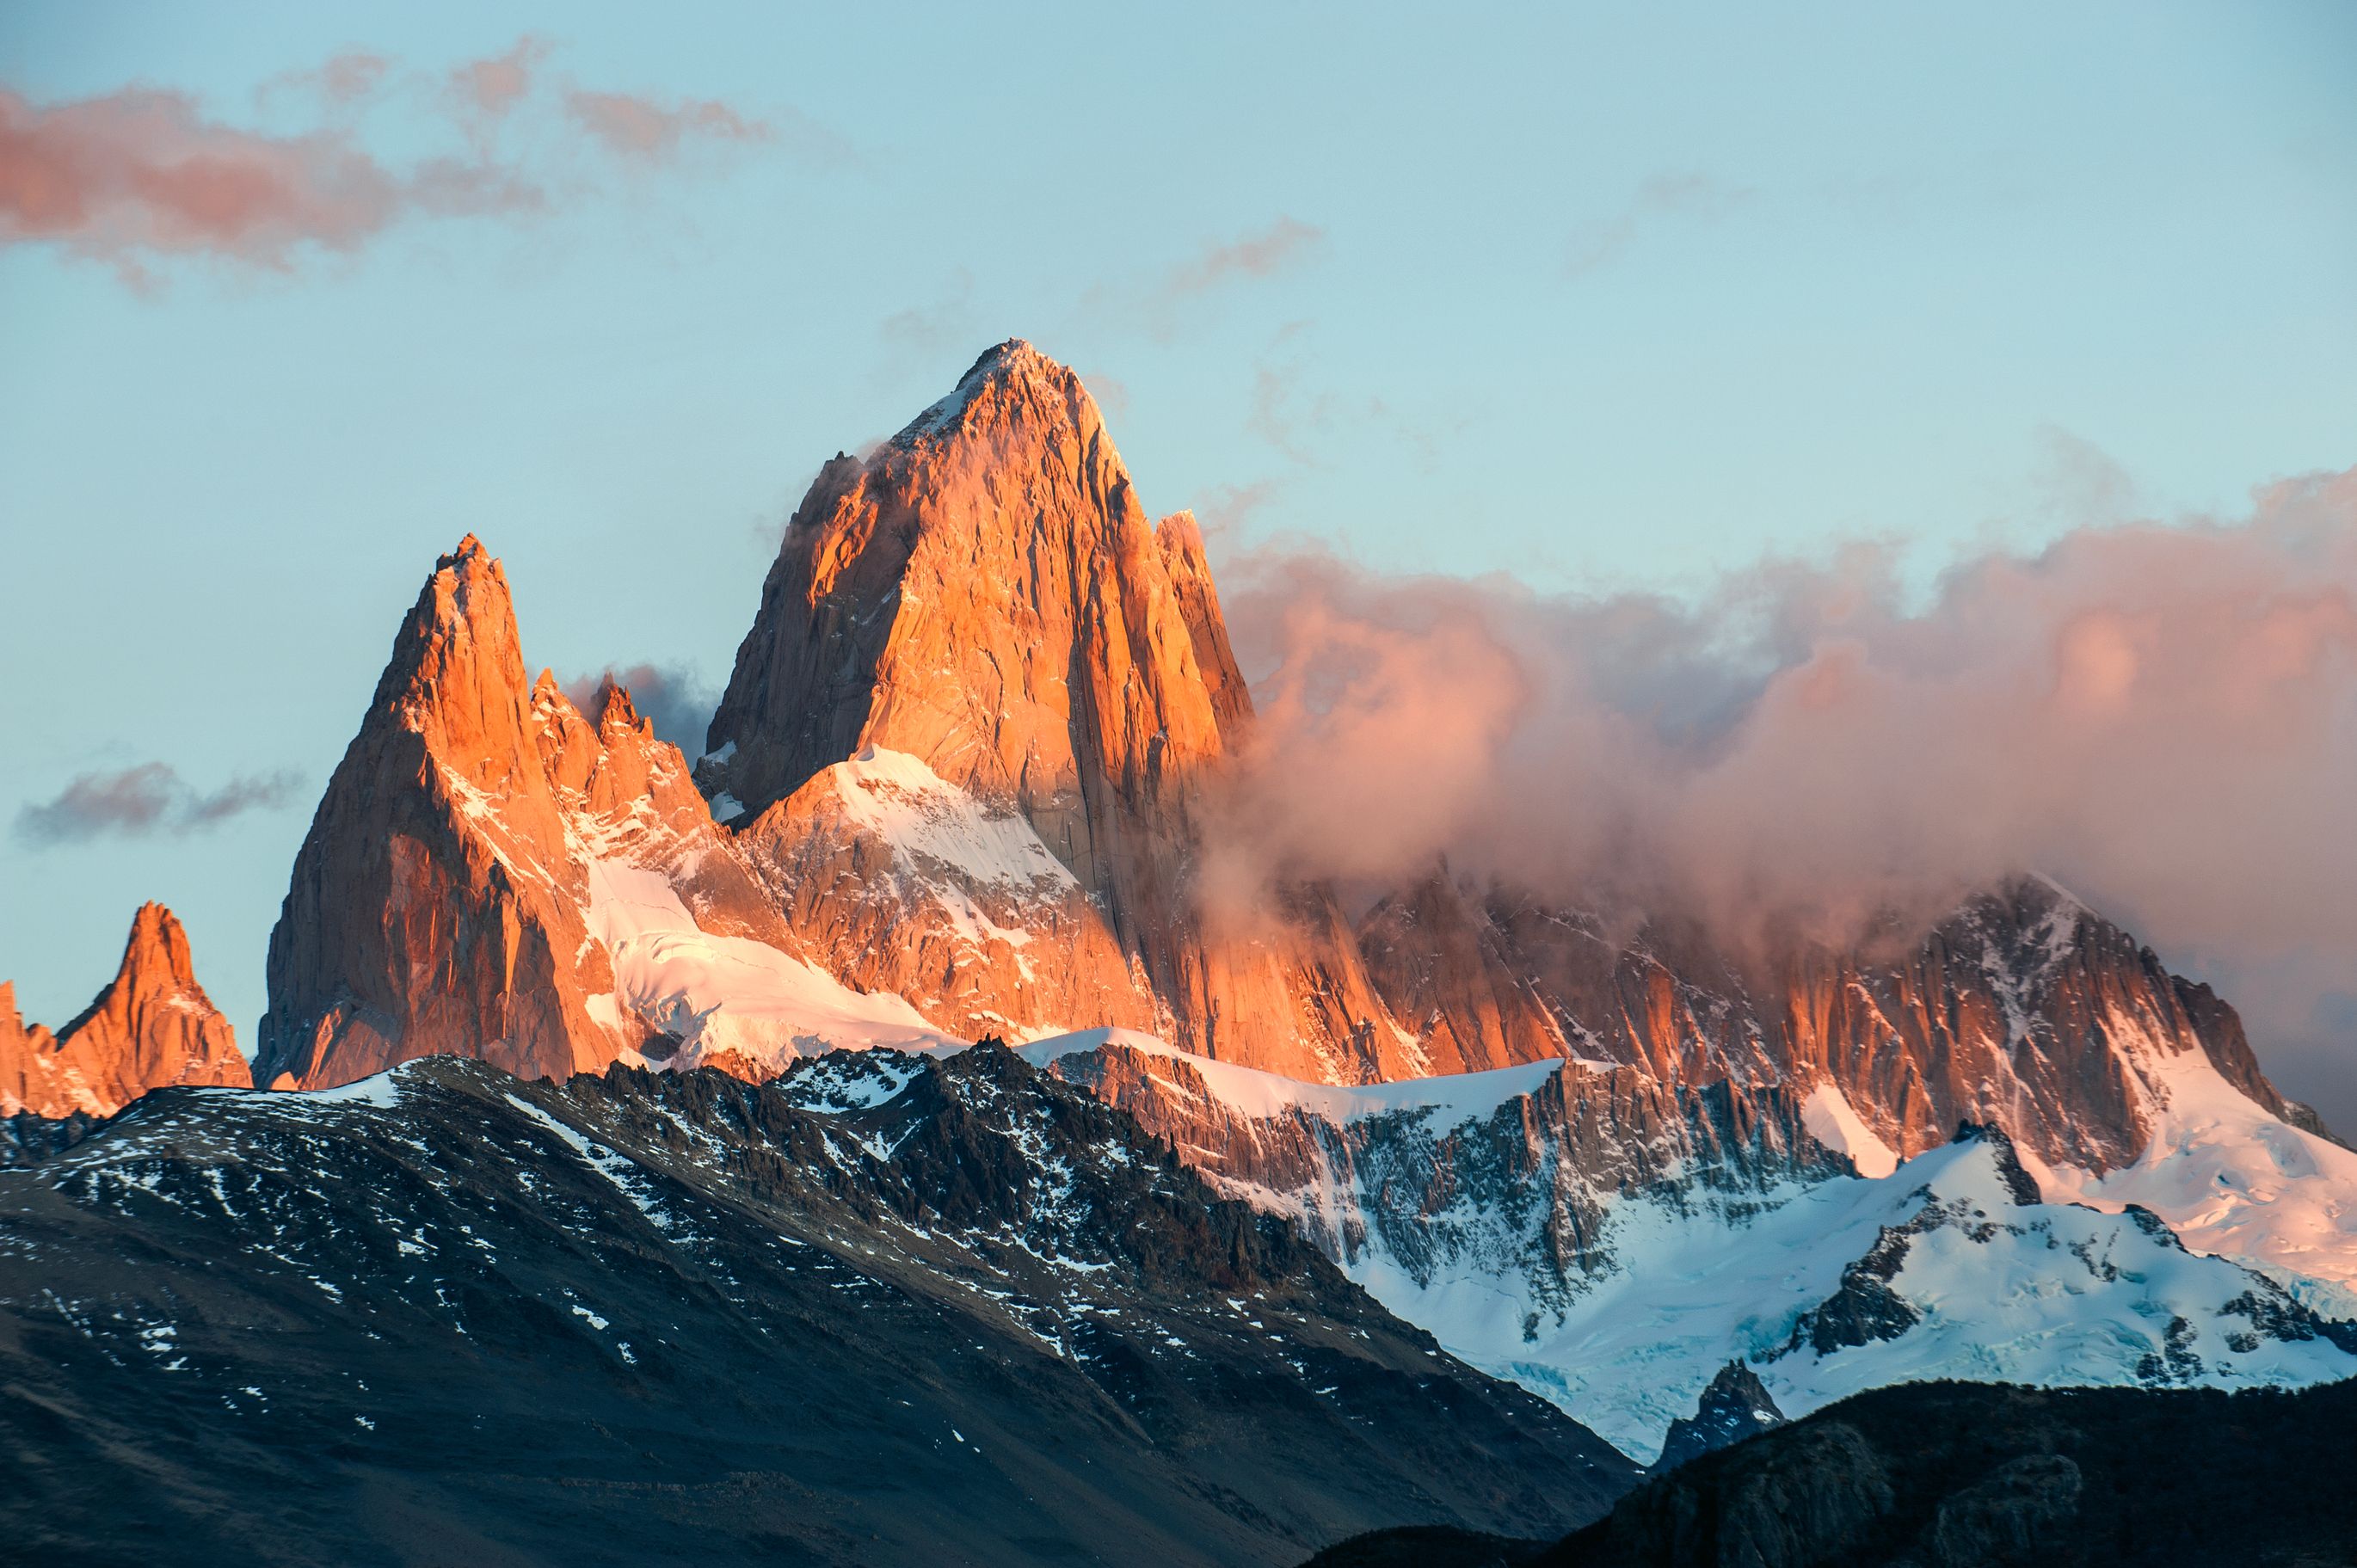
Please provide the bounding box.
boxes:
[702,341,1409,1083]
[1542,1380,2357,1568]
[0,1047,1637,1565]
[1652,1362,1786,1475]
[1319,1377,2357,1568]
[1048,1036,1837,1289]
[1037,1040,2357,1463]
[0,905,248,1117]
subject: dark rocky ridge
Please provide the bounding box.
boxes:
[0,1046,1634,1565]
[1050,1037,1844,1306]
[1652,1362,1785,1475]
[1549,1378,2357,1567]
[1309,1377,2357,1568]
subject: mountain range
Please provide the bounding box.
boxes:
[5,341,2354,1559]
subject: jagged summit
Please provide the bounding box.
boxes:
[893,338,1090,446]
[260,533,874,1091]
[0,903,248,1118]
[700,341,1407,1080]
[59,904,206,1034]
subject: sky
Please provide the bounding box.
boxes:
[3,3,2354,1117]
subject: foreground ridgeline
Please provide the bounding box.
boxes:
[1311,1378,2357,1568]
[0,904,249,1118]
[0,1047,1633,1564]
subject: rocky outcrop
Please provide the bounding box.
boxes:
[0,1048,1640,1564]
[1043,1036,1840,1304]
[1362,873,2280,1175]
[1653,1363,1786,1474]
[1034,1038,2357,1460]
[732,747,1167,1048]
[256,537,797,1091]
[703,341,1407,1082]
[0,905,249,1117]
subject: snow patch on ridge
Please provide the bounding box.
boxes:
[1021,1027,1567,1127]
[1025,1024,2357,1462]
[1803,1082,1899,1178]
[827,747,1080,895]
[1377,1134,2357,1461]
[582,856,959,1073]
[2060,1024,2357,1312]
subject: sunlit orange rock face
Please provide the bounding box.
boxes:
[0,904,249,1118]
[255,536,784,1091]
[241,344,2297,1184]
[704,341,1410,1082]
[1357,872,2291,1171]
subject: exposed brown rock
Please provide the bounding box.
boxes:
[733,747,1167,1048]
[0,904,249,1118]
[243,345,2306,1199]
[1359,872,2280,1173]
[704,341,1407,1081]
[1048,1036,1837,1276]
[256,537,787,1091]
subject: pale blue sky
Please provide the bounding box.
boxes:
[3,3,2354,1106]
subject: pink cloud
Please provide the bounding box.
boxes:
[1207,467,2357,1108]
[0,82,528,282]
[563,89,770,162]
[452,35,550,120]
[263,50,397,109]
[1163,217,1326,298]
[0,89,375,255]
[3,40,798,286]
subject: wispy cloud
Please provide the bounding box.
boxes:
[1564,171,1751,277]
[563,90,770,162]
[262,49,397,110]
[1204,464,2357,1114]
[1160,216,1326,299]
[561,662,717,756]
[1190,478,1287,550]
[1083,218,1327,340]
[1079,368,1130,421]
[1245,324,1448,470]
[15,763,303,845]
[0,39,815,287]
[878,268,980,361]
[450,35,550,122]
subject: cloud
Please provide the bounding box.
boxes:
[879,268,980,364]
[262,50,397,110]
[1095,218,1326,340]
[1245,326,1447,469]
[1191,479,1285,544]
[0,86,487,285]
[1079,369,1130,421]
[1,40,803,286]
[1565,171,1751,277]
[1160,217,1326,299]
[562,662,717,756]
[563,89,771,162]
[15,763,303,845]
[451,35,550,122]
[1205,466,2357,1114]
